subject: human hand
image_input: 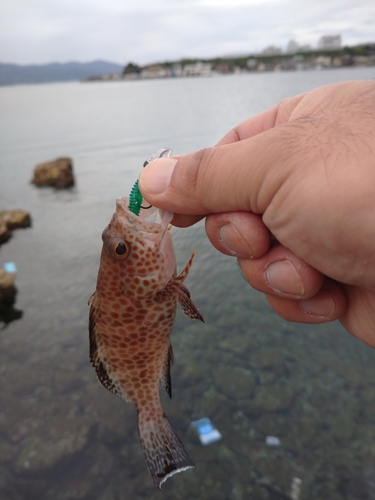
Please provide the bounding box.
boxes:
[139,80,375,347]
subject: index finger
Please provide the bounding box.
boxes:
[216,92,307,146]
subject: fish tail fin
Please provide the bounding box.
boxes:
[137,410,195,489]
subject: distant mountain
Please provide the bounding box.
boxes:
[0,60,124,85]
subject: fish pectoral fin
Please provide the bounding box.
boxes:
[160,343,173,398]
[177,285,204,322]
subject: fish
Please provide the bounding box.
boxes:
[88,197,203,489]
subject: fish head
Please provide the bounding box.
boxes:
[99,197,176,298]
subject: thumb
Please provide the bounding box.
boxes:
[138,124,301,217]
[139,136,294,218]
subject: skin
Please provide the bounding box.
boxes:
[138,80,375,348]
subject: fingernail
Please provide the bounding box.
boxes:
[300,290,336,318]
[265,260,305,296]
[219,223,255,257]
[139,158,178,195]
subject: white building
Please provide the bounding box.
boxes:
[182,62,213,77]
[262,45,283,56]
[287,40,299,54]
[318,35,342,50]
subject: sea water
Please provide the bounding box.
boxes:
[0,67,375,500]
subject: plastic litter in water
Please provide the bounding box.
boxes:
[190,418,222,446]
[265,435,281,446]
[3,262,17,273]
[291,477,302,500]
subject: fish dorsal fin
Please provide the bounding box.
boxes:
[88,292,127,401]
[176,250,196,284]
[160,344,174,398]
[177,284,204,322]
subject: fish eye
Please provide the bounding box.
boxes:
[108,238,131,261]
[115,241,127,255]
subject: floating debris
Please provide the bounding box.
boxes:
[265,435,281,446]
[190,418,222,446]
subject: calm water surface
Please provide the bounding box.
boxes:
[1,67,375,500]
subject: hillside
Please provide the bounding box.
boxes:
[0,60,123,85]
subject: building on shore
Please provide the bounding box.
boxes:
[318,35,342,50]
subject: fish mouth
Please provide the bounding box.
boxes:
[116,197,173,248]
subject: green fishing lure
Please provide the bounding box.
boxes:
[128,179,143,216]
[128,148,172,216]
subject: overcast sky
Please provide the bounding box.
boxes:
[1,0,374,66]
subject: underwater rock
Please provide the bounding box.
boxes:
[243,385,297,416]
[255,413,289,438]
[249,347,284,368]
[254,455,303,498]
[330,414,355,442]
[87,389,136,444]
[53,370,81,394]
[0,469,25,500]
[360,387,375,423]
[0,438,19,464]
[31,157,75,188]
[213,365,256,400]
[218,332,258,356]
[119,442,145,476]
[44,443,113,500]
[13,478,47,499]
[0,269,17,304]
[198,388,226,417]
[13,416,92,473]
[178,357,210,386]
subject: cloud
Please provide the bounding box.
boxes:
[0,0,374,65]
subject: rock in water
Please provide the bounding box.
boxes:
[0,221,12,244]
[0,210,31,245]
[0,210,31,230]
[31,157,75,188]
[0,269,17,304]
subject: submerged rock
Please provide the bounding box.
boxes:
[44,443,113,500]
[213,365,256,400]
[243,385,297,416]
[13,416,92,473]
[31,157,75,188]
[249,347,284,368]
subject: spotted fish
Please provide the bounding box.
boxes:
[88,197,203,489]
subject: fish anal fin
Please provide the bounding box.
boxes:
[138,410,195,489]
[177,285,204,322]
[161,344,173,398]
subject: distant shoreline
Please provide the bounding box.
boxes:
[1,43,374,86]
